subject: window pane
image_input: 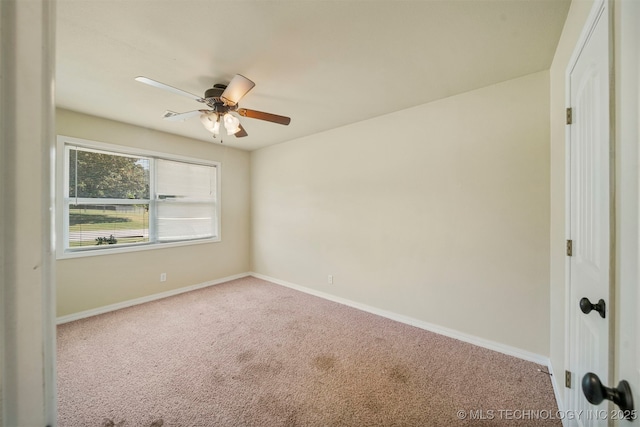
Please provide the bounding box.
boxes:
[155,159,217,242]
[157,202,216,242]
[156,159,215,199]
[69,148,150,199]
[68,204,149,247]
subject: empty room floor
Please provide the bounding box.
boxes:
[57,277,559,426]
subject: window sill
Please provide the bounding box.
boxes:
[56,236,221,260]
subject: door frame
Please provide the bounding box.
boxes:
[564,0,615,414]
[0,0,57,424]
[614,0,640,425]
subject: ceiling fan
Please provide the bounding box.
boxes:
[135,74,291,140]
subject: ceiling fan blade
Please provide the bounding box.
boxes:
[220,74,255,106]
[235,124,248,138]
[237,108,291,126]
[162,110,206,122]
[135,76,204,102]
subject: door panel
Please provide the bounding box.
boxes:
[567,1,610,426]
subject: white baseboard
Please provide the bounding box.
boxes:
[250,272,550,366]
[56,272,251,325]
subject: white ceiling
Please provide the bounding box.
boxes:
[57,0,570,151]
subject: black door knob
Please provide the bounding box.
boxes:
[582,372,634,418]
[580,297,606,318]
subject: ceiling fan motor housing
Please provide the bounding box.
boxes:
[204,85,234,111]
[204,86,224,99]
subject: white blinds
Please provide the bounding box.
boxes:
[155,159,217,241]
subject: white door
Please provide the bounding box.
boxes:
[615,0,640,425]
[567,0,611,425]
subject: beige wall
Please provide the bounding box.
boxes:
[56,109,251,316]
[251,72,551,356]
[548,0,594,407]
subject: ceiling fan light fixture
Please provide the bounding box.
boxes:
[200,112,220,134]
[200,112,216,128]
[223,113,241,135]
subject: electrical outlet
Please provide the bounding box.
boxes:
[328,275,333,284]
[160,273,167,282]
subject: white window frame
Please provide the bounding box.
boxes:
[56,135,221,259]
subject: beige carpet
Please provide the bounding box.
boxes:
[57,276,560,426]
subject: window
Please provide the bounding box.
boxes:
[57,136,220,257]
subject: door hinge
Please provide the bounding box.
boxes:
[566,239,573,257]
[565,370,572,388]
[566,107,573,125]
